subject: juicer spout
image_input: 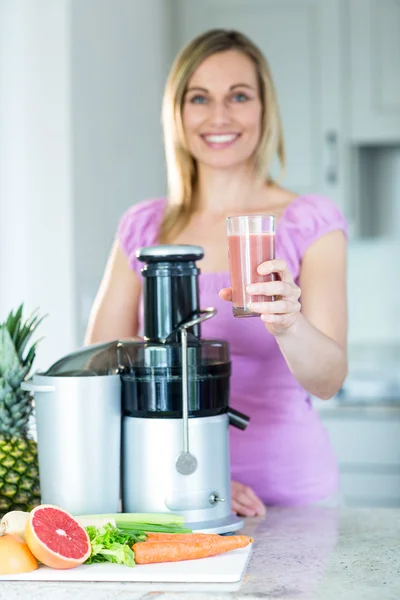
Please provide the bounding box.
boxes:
[228,407,250,430]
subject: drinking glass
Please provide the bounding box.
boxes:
[226,215,276,317]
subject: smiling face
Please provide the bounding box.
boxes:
[182,50,263,172]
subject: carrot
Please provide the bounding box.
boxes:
[133,534,253,564]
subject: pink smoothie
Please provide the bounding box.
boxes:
[228,232,276,316]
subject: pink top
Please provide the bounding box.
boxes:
[118,195,348,506]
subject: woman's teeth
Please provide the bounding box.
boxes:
[203,134,238,143]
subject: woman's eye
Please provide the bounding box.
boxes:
[232,93,249,102]
[190,95,208,104]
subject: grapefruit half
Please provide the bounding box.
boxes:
[25,504,91,569]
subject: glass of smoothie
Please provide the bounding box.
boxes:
[226,214,276,318]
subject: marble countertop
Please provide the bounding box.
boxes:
[1,506,399,600]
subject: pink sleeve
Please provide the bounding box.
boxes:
[117,198,167,275]
[285,195,348,261]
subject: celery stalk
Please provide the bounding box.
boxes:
[115,513,185,526]
[119,523,192,534]
[76,512,190,533]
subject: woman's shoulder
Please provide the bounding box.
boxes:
[119,197,167,238]
[277,192,348,270]
[119,197,167,228]
[117,197,167,270]
[282,193,348,238]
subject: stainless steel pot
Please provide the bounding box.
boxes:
[22,372,121,515]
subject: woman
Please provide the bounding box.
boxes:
[85,29,348,515]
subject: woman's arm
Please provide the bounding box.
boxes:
[220,230,348,399]
[84,241,142,344]
[255,230,347,399]
[276,230,347,399]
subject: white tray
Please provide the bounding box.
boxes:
[0,544,252,588]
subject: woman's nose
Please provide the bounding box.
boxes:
[209,100,231,126]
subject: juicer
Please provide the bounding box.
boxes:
[23,245,249,534]
[119,245,249,533]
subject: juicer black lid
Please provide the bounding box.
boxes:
[136,245,204,263]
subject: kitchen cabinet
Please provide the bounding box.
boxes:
[173,0,349,216]
[347,0,400,143]
[319,408,400,507]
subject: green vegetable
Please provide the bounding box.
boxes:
[117,522,192,533]
[85,523,147,567]
[79,512,192,534]
[80,512,185,526]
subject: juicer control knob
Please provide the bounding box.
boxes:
[209,492,225,505]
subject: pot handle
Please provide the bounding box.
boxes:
[21,380,55,393]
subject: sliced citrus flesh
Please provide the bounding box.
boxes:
[0,533,38,574]
[25,504,91,569]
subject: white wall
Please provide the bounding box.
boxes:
[71,0,171,343]
[347,239,400,345]
[357,146,400,238]
[0,0,172,369]
[0,0,76,371]
[347,145,400,347]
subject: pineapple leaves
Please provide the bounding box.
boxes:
[16,313,46,366]
[0,306,46,384]
[0,378,13,402]
[0,328,20,380]
[5,304,23,338]
[23,338,44,373]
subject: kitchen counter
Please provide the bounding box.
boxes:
[1,507,399,600]
[315,400,400,416]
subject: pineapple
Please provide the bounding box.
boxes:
[0,305,45,517]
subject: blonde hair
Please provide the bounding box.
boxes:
[159,29,285,243]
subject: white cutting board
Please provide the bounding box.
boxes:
[0,544,252,587]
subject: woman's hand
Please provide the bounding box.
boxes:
[220,259,301,336]
[231,481,266,517]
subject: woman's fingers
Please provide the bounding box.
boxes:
[250,299,301,314]
[231,481,266,517]
[231,499,259,518]
[218,261,302,338]
[261,312,299,327]
[249,260,302,334]
[247,280,300,299]
[219,287,232,302]
[257,259,293,283]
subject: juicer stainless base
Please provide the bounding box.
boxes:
[122,414,242,532]
[186,513,244,534]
